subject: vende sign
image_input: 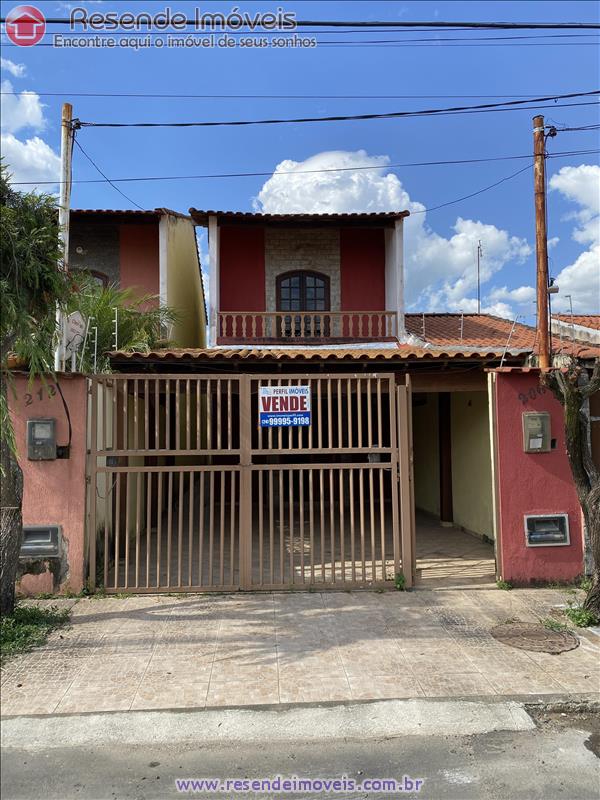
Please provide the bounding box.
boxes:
[259,385,311,428]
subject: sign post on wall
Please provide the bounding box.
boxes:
[259,385,311,428]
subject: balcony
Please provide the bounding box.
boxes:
[217,311,399,344]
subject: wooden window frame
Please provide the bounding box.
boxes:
[276,270,331,312]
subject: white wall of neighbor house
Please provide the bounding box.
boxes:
[384,218,405,337]
[165,215,207,348]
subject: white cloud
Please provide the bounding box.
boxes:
[0,79,45,134]
[1,58,26,78]
[550,164,600,246]
[1,133,60,191]
[254,149,531,312]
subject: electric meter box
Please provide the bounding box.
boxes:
[525,514,570,547]
[522,411,551,453]
[27,418,57,461]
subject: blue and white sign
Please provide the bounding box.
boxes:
[259,385,311,427]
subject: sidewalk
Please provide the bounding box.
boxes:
[1,588,599,715]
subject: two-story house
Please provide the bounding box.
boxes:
[13,207,599,599]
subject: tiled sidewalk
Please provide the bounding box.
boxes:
[1,589,599,715]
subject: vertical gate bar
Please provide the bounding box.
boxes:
[339,469,345,583]
[309,470,315,583]
[397,383,414,588]
[206,379,212,451]
[135,471,141,588]
[359,469,366,582]
[268,471,274,584]
[208,472,215,586]
[175,379,181,452]
[377,379,383,448]
[357,379,363,449]
[299,469,305,583]
[230,470,236,586]
[216,378,222,450]
[198,472,205,586]
[267,379,273,451]
[279,470,284,584]
[327,379,333,449]
[101,379,107,452]
[144,379,150,450]
[367,378,373,448]
[319,469,325,582]
[123,378,129,451]
[317,380,322,449]
[349,468,356,582]
[337,378,342,449]
[103,468,110,589]
[165,378,170,450]
[379,468,386,581]
[297,378,303,452]
[239,374,252,590]
[113,378,118,451]
[88,379,98,590]
[277,379,283,450]
[219,470,226,586]
[146,472,152,588]
[166,472,173,587]
[258,470,264,586]
[186,379,191,450]
[124,472,130,589]
[196,380,201,450]
[346,378,352,449]
[329,468,335,583]
[155,379,160,450]
[407,374,417,580]
[288,469,294,584]
[188,472,194,586]
[227,379,232,450]
[156,472,163,588]
[133,379,139,451]
[177,472,184,586]
[369,468,376,583]
[114,473,121,589]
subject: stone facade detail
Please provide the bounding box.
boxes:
[264,227,341,311]
[69,221,120,285]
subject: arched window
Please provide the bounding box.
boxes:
[276,271,330,337]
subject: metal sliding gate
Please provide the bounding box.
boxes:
[87,373,413,593]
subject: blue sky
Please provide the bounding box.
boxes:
[1,0,599,321]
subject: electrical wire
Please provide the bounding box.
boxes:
[1,91,596,100]
[73,138,145,210]
[11,148,599,187]
[77,91,600,128]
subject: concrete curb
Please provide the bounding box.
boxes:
[1,698,537,750]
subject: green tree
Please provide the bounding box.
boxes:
[0,165,70,614]
[545,358,600,616]
[69,276,178,373]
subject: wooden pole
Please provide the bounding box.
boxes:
[533,114,550,370]
[54,102,74,372]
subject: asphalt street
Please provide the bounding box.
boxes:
[2,706,598,800]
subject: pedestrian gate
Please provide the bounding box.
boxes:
[87,373,414,592]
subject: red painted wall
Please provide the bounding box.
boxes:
[340,228,386,311]
[10,374,88,595]
[219,226,265,311]
[495,371,583,584]
[119,223,159,303]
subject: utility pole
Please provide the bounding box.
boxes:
[476,240,483,314]
[54,102,74,372]
[533,114,550,370]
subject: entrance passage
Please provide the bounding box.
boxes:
[87,373,413,592]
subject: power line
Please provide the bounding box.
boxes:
[5,17,598,29]
[77,91,600,128]
[11,148,600,187]
[2,91,596,100]
[73,138,144,210]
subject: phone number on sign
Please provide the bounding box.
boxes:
[261,416,311,427]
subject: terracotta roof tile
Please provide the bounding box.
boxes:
[404,313,537,349]
[189,209,409,227]
[553,314,600,330]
